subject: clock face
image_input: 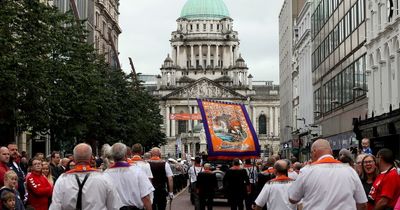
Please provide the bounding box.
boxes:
[387,0,394,21]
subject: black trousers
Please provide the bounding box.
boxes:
[199,193,214,210]
[228,195,245,210]
[152,188,167,210]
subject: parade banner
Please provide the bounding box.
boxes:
[169,113,202,120]
[197,99,260,159]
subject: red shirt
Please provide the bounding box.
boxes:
[369,167,400,210]
[0,162,9,187]
[26,171,53,210]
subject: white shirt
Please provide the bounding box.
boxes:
[288,171,298,180]
[132,160,153,179]
[188,166,203,183]
[288,155,368,210]
[104,164,154,209]
[164,162,174,177]
[50,171,122,210]
[255,179,296,210]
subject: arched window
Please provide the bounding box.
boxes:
[178,120,187,134]
[259,115,267,134]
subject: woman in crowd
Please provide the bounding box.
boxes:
[41,161,54,186]
[25,158,53,210]
[359,154,379,207]
[0,171,25,210]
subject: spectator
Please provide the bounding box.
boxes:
[49,151,61,181]
[1,191,16,210]
[359,154,379,208]
[356,154,368,176]
[369,148,400,210]
[6,143,25,199]
[34,153,45,162]
[148,147,174,210]
[254,160,296,210]
[50,143,122,210]
[0,147,10,187]
[361,138,372,154]
[0,171,24,210]
[196,163,217,210]
[26,158,52,210]
[41,161,54,186]
[65,160,75,172]
[339,148,354,167]
[288,139,367,210]
[223,158,250,210]
[104,143,153,210]
[58,158,69,175]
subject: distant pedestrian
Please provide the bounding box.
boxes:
[288,139,367,210]
[254,160,296,210]
[188,156,202,207]
[196,163,217,210]
[223,158,250,210]
[368,148,400,210]
[50,143,122,210]
[104,143,154,210]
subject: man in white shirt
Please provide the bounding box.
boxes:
[130,143,153,180]
[50,143,122,210]
[288,139,368,210]
[104,143,154,210]
[188,157,203,207]
[254,159,296,210]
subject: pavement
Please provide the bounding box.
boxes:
[169,187,230,210]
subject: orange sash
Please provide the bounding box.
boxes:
[66,165,97,174]
[312,156,341,165]
[270,175,293,182]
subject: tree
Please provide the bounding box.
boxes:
[0,0,166,152]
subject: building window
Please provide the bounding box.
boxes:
[210,24,213,31]
[102,21,107,35]
[259,115,267,134]
[203,24,206,31]
[196,24,199,30]
[178,120,187,134]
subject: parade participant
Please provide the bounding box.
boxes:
[50,143,122,210]
[292,162,302,174]
[6,143,24,199]
[287,160,298,180]
[130,143,153,180]
[1,191,16,210]
[359,154,379,200]
[288,139,367,210]
[223,158,250,210]
[104,143,154,210]
[196,163,217,210]
[254,160,296,210]
[26,158,52,210]
[0,148,10,187]
[361,138,372,154]
[148,147,174,210]
[243,159,258,210]
[0,171,24,210]
[368,148,400,210]
[188,156,202,207]
[255,157,275,197]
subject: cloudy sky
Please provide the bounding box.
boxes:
[118,0,284,83]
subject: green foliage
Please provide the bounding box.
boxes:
[0,0,165,152]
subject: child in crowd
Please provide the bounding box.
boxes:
[1,191,16,210]
[0,171,25,210]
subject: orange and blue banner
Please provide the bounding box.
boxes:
[197,99,260,159]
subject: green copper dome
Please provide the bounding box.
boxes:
[180,0,230,20]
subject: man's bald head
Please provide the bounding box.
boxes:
[73,143,92,163]
[311,139,332,161]
[274,160,289,176]
[0,147,10,163]
[150,147,161,157]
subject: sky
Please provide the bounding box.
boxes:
[118,0,284,83]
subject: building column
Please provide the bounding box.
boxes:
[275,106,279,136]
[171,106,176,137]
[199,45,203,68]
[230,45,233,66]
[207,44,211,67]
[166,105,170,137]
[216,45,219,67]
[252,106,256,132]
[191,45,195,68]
[269,107,273,136]
[176,45,180,67]
[188,105,192,132]
[194,106,198,126]
[171,45,176,65]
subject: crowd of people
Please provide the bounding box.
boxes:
[0,137,399,210]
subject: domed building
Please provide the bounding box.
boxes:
[152,0,280,158]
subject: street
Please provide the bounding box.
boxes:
[170,188,230,210]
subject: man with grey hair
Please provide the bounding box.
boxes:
[104,143,154,210]
[288,139,367,210]
[50,143,122,210]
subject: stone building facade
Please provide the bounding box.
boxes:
[151,0,281,158]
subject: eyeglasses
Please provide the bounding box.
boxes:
[363,160,375,164]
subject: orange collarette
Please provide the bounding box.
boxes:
[150,157,161,161]
[128,155,142,164]
[66,164,96,174]
[312,156,341,165]
[271,175,292,182]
